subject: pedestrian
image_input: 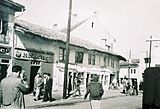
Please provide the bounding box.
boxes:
[73,75,81,97]
[133,80,138,95]
[43,72,53,102]
[33,72,43,101]
[84,74,104,109]
[122,76,127,94]
[1,65,29,109]
[126,82,131,96]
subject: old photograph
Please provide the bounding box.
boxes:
[0,0,160,109]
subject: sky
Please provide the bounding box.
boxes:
[14,0,160,59]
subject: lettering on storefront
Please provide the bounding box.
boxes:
[0,47,11,56]
[14,49,54,63]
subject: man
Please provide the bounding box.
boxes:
[1,65,29,109]
[33,72,43,101]
[73,75,81,97]
[43,72,53,102]
[84,74,104,109]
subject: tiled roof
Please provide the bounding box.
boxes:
[1,0,25,11]
[15,20,126,61]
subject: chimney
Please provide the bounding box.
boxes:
[53,24,58,30]
[71,13,78,26]
[91,11,98,28]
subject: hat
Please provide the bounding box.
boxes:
[12,65,22,73]
[92,74,99,82]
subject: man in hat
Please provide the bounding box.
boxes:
[1,65,29,109]
[43,72,53,102]
[33,71,43,101]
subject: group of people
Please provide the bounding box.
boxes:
[122,78,138,96]
[0,65,29,109]
[33,72,53,102]
[68,73,104,109]
[0,65,104,109]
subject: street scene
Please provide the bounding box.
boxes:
[39,94,142,109]
[0,0,160,109]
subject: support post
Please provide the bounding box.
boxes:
[63,0,72,99]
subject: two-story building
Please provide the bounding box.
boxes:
[13,19,126,95]
[0,0,24,81]
[119,59,142,89]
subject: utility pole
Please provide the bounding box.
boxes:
[146,36,160,67]
[63,0,72,99]
[128,50,131,82]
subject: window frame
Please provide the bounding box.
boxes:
[75,51,84,64]
[59,47,66,62]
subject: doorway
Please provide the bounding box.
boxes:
[0,64,8,82]
[29,66,40,93]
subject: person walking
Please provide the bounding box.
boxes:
[33,72,43,101]
[43,72,53,102]
[73,75,81,97]
[84,74,104,109]
[1,65,29,109]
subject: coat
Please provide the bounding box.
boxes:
[1,75,29,109]
[44,77,53,92]
[143,67,160,107]
[84,81,104,100]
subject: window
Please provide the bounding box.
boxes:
[59,47,66,62]
[134,69,136,74]
[88,54,91,65]
[92,55,95,65]
[0,19,8,43]
[104,57,106,67]
[88,54,95,65]
[104,75,108,85]
[75,51,84,63]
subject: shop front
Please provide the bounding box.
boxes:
[13,48,54,93]
[0,45,11,81]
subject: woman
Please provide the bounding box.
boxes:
[84,74,104,109]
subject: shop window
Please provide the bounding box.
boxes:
[104,75,108,85]
[59,47,66,62]
[80,72,85,85]
[88,54,95,65]
[75,51,84,63]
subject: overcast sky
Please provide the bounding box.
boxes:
[14,0,160,58]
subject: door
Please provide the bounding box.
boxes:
[29,66,40,93]
[0,64,8,82]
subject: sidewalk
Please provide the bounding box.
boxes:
[25,89,126,109]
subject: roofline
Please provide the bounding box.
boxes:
[15,20,126,61]
[0,0,25,12]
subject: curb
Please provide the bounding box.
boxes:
[26,94,126,109]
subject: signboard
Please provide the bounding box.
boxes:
[0,46,11,58]
[14,49,54,63]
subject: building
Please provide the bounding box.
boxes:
[13,19,126,95]
[0,0,24,107]
[0,0,24,81]
[119,59,142,89]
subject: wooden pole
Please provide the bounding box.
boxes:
[63,0,72,99]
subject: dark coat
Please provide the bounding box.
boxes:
[84,82,104,100]
[44,77,53,92]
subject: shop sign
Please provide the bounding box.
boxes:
[14,49,54,63]
[0,46,11,56]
